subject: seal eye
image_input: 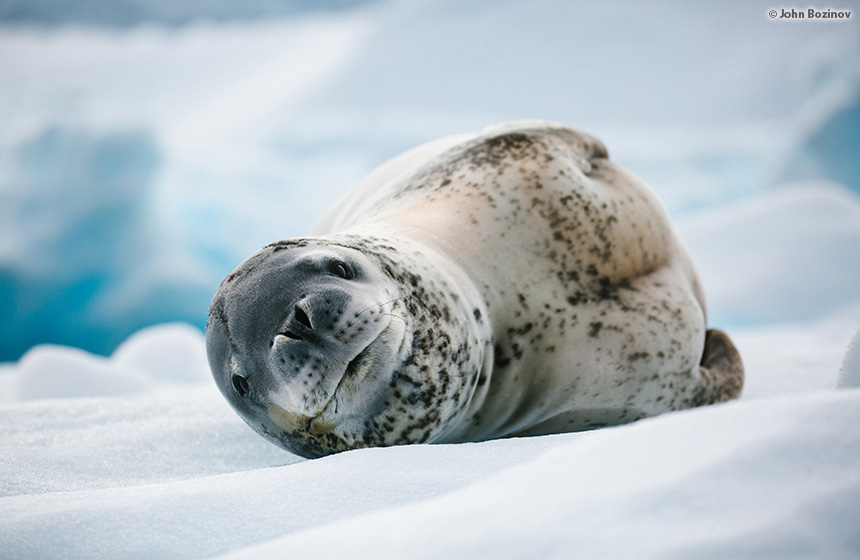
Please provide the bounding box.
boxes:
[329,261,351,279]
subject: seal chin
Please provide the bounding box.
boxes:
[259,402,346,457]
[262,321,407,456]
[264,402,315,433]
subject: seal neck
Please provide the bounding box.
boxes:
[320,228,494,442]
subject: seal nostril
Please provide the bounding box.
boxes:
[232,374,250,397]
[282,329,303,341]
[295,307,312,330]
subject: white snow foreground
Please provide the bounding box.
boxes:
[216,391,860,560]
[1,312,860,560]
[1,390,859,560]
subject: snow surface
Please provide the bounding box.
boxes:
[218,391,860,560]
[2,1,860,559]
[1,313,859,559]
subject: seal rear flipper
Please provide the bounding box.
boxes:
[695,329,744,405]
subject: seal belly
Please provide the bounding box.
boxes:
[354,126,710,442]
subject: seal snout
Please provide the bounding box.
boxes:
[262,287,395,420]
[275,298,317,343]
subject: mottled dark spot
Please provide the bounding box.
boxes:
[265,238,311,252]
[627,351,650,362]
[494,344,511,369]
[224,269,245,283]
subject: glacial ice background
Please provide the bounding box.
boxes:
[1,1,860,558]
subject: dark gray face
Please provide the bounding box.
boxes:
[206,236,488,459]
[206,240,411,458]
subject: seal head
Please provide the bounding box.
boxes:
[207,237,489,458]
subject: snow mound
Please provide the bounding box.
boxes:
[838,328,860,389]
[6,323,207,401]
[0,389,561,559]
[733,308,860,399]
[2,384,859,560]
[112,322,210,385]
[677,183,860,326]
[2,308,859,559]
[14,345,153,401]
[226,391,860,560]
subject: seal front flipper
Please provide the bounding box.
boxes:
[693,329,744,405]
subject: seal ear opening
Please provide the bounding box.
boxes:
[697,329,744,403]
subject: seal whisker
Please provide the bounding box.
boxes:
[355,298,403,318]
[377,312,407,327]
[278,286,304,301]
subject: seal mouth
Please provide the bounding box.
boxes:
[263,316,404,455]
[314,317,406,420]
[262,336,381,445]
[342,337,378,383]
[317,330,385,419]
[296,328,388,419]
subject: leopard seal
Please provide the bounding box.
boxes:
[206,120,744,459]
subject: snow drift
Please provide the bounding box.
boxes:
[1,316,858,559]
